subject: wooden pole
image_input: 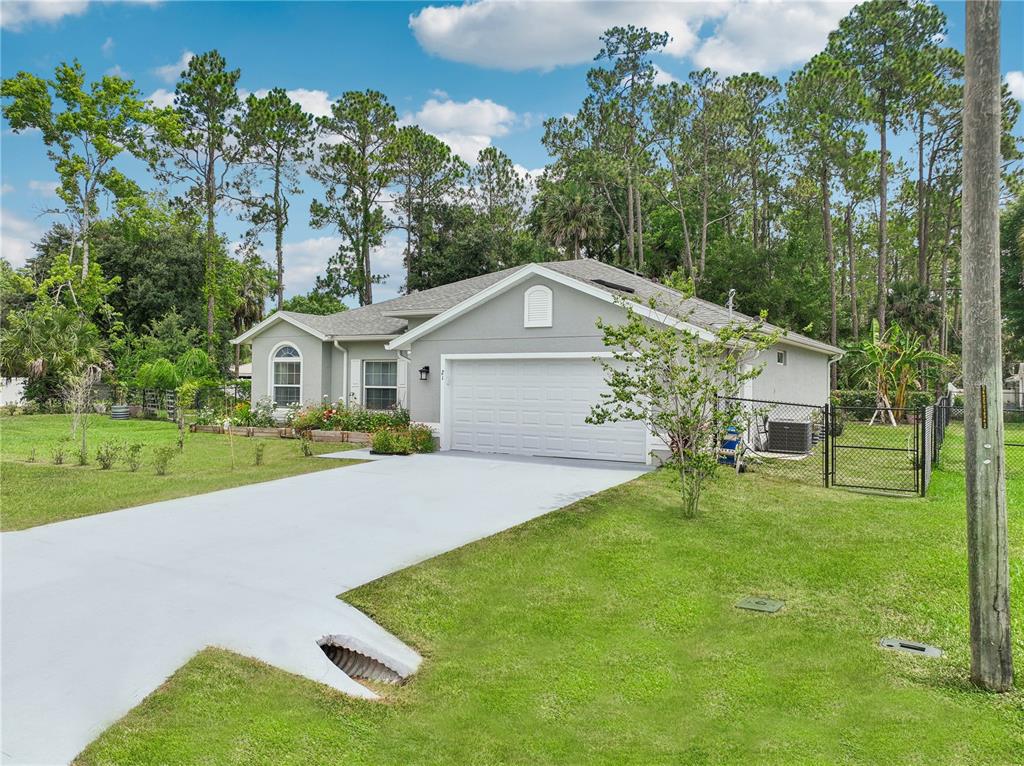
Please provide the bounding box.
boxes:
[962,0,1013,692]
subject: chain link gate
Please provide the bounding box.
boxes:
[829,404,925,495]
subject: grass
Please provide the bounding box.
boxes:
[0,414,360,531]
[76,463,1024,765]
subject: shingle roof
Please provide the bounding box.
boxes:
[253,259,842,355]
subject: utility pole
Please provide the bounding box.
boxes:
[961,0,1013,692]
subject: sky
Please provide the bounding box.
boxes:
[1,0,1023,304]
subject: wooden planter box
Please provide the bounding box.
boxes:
[191,424,224,434]
[309,429,371,444]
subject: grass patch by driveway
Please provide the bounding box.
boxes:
[0,415,359,531]
[76,466,1023,765]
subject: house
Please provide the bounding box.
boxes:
[232,260,843,464]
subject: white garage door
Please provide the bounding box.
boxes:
[446,358,648,463]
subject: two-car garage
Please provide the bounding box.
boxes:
[443,356,649,464]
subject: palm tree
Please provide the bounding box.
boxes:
[231,253,272,377]
[850,319,948,422]
[537,179,604,260]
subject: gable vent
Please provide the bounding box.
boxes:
[523,285,553,328]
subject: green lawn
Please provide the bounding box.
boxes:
[0,414,360,531]
[76,465,1024,765]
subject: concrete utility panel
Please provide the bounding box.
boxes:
[736,596,785,613]
[1,451,646,765]
[879,638,943,658]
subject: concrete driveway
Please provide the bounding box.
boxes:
[1,450,645,765]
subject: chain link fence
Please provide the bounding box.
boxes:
[932,394,1024,480]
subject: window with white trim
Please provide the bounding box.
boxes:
[776,349,787,366]
[272,345,301,405]
[363,360,398,410]
[523,284,553,328]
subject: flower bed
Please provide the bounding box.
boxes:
[290,402,409,433]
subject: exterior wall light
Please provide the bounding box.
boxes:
[418,365,430,381]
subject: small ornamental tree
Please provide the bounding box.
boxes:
[588,298,778,517]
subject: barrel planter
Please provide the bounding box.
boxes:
[110,404,130,420]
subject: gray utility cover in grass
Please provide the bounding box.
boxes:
[879,638,943,658]
[736,596,785,613]
[1,451,645,766]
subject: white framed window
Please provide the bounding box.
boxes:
[523,284,553,328]
[363,360,398,410]
[271,344,302,406]
[776,350,787,366]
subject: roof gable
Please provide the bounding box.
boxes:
[385,264,715,351]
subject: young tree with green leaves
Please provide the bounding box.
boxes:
[235,88,315,310]
[588,294,778,517]
[1,61,153,282]
[151,50,241,348]
[309,90,398,305]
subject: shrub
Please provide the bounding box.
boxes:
[27,447,36,463]
[230,398,276,428]
[136,358,181,390]
[409,423,435,453]
[125,443,143,472]
[299,433,314,457]
[253,441,265,466]
[291,403,410,433]
[193,406,221,426]
[51,440,68,465]
[4,402,17,416]
[153,446,177,476]
[96,441,123,470]
[21,400,39,415]
[371,427,413,455]
[175,348,216,382]
[76,446,88,466]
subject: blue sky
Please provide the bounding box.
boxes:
[2,0,1022,303]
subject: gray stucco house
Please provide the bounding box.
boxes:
[232,260,842,464]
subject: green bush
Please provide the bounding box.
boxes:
[96,440,123,470]
[175,348,216,382]
[153,446,177,475]
[76,446,88,466]
[299,433,314,457]
[230,398,276,427]
[136,358,182,390]
[291,403,410,433]
[4,403,17,416]
[125,443,143,472]
[21,400,39,415]
[409,423,435,453]
[371,428,413,455]
[253,441,265,466]
[51,440,68,465]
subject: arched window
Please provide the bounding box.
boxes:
[271,344,301,405]
[523,285,553,328]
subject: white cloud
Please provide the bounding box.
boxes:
[101,36,114,57]
[1,184,14,195]
[1007,71,1024,102]
[410,0,851,75]
[0,208,43,267]
[652,64,677,85]
[241,87,335,119]
[692,1,856,75]
[409,0,709,72]
[147,88,176,108]
[28,180,59,196]
[153,50,194,85]
[105,64,128,78]
[0,1,88,32]
[402,96,519,161]
[268,233,406,301]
